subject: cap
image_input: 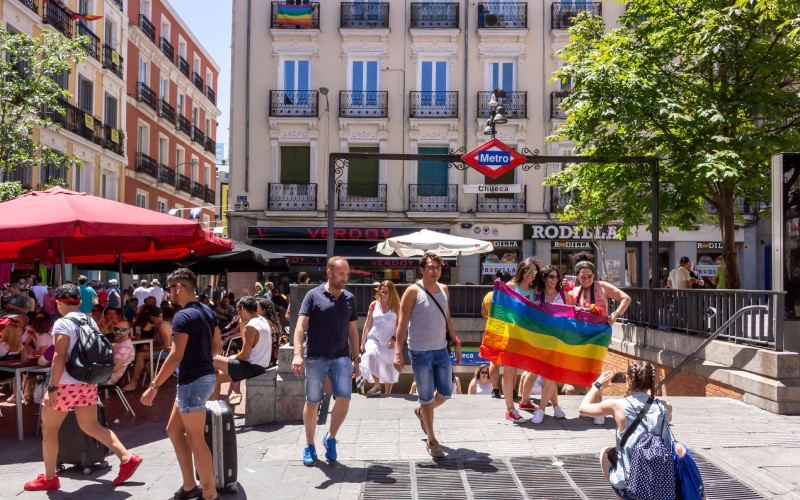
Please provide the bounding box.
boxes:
[140,279,148,285]
[108,279,118,286]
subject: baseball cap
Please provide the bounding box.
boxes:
[108,279,118,286]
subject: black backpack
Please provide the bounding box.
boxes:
[65,314,115,384]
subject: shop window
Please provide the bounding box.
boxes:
[280,146,310,184]
[418,147,448,196]
[551,241,594,279]
[348,146,379,197]
[481,241,521,284]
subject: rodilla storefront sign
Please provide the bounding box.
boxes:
[460,138,527,179]
[524,224,619,240]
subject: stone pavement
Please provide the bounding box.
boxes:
[0,394,798,499]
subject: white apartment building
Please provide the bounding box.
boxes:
[228,0,761,288]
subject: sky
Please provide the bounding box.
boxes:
[170,0,232,170]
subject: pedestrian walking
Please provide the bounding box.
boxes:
[291,257,359,467]
[393,252,462,458]
[140,268,222,500]
[358,280,400,397]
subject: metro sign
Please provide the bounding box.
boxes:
[460,138,527,179]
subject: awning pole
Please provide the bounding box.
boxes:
[117,255,124,290]
[59,238,66,285]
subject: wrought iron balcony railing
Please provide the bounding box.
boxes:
[477,185,526,213]
[409,91,458,118]
[43,99,103,145]
[193,71,203,91]
[205,137,216,154]
[42,0,74,38]
[77,23,100,61]
[192,126,204,144]
[176,115,192,136]
[550,185,574,212]
[136,152,158,178]
[478,2,527,29]
[102,124,124,156]
[268,183,317,211]
[340,2,389,29]
[206,86,216,104]
[191,181,205,199]
[270,1,320,29]
[102,44,123,79]
[550,90,569,119]
[177,55,190,77]
[176,173,191,193]
[551,2,602,30]
[160,36,174,62]
[477,91,527,119]
[158,98,175,123]
[337,183,387,212]
[158,164,175,185]
[0,164,33,188]
[16,0,38,15]
[204,186,216,204]
[409,184,458,212]
[269,90,319,117]
[139,14,156,42]
[137,82,158,112]
[339,91,388,118]
[410,2,459,29]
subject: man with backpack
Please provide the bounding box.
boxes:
[25,284,142,491]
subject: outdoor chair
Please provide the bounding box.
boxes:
[100,362,136,418]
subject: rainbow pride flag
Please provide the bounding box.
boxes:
[479,280,611,386]
[276,4,313,27]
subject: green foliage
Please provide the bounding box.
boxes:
[0,181,24,202]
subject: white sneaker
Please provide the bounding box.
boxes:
[593,416,606,425]
[553,406,566,419]
[530,409,545,424]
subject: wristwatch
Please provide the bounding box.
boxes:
[593,381,603,390]
[46,385,58,393]
[149,382,160,390]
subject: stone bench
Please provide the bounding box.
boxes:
[244,345,305,426]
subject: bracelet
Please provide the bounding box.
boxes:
[453,339,462,345]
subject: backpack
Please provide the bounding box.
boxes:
[65,314,116,384]
[625,399,676,500]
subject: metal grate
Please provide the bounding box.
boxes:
[361,453,765,499]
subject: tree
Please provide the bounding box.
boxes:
[547,0,800,289]
[0,28,88,190]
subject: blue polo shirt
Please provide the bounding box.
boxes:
[172,301,217,384]
[299,284,357,359]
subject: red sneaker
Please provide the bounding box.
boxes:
[519,402,539,411]
[113,454,143,486]
[24,474,60,491]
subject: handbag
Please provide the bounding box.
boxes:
[415,282,454,354]
[673,441,706,499]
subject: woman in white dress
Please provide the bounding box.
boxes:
[359,281,400,396]
[468,365,494,395]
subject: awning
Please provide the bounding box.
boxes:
[251,241,457,267]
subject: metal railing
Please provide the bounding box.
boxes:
[268,183,317,211]
[77,23,100,61]
[551,2,602,30]
[191,181,204,199]
[135,152,158,178]
[193,71,204,91]
[204,137,216,154]
[269,90,319,117]
[204,186,215,204]
[477,91,527,119]
[158,164,175,185]
[160,36,174,62]
[339,90,388,118]
[192,125,205,144]
[551,90,569,119]
[139,14,156,42]
[550,185,574,212]
[337,183,387,211]
[44,99,103,145]
[270,1,320,29]
[176,115,191,136]
[158,98,175,123]
[16,0,38,15]
[102,44,124,79]
[477,185,526,213]
[409,91,459,118]
[206,86,216,104]
[42,0,74,38]
[410,2,459,29]
[409,184,458,212]
[478,2,527,29]
[176,173,191,193]
[0,164,33,188]
[340,2,389,28]
[177,55,190,77]
[137,82,158,112]
[102,124,124,156]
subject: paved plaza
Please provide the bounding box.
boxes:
[0,394,797,499]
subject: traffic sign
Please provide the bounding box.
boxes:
[460,138,527,179]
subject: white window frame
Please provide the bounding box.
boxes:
[137,121,150,154]
[158,134,169,164]
[138,58,149,85]
[135,189,149,209]
[156,197,167,213]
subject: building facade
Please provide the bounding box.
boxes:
[228,0,762,288]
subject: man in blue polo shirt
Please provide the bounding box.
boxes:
[292,256,359,466]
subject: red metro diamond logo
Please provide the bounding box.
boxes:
[460,138,527,179]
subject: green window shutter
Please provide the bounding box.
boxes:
[417,147,448,196]
[280,146,310,184]
[348,146,379,197]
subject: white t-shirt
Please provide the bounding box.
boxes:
[668,266,691,289]
[32,285,48,306]
[52,312,100,385]
[35,332,54,351]
[133,286,152,306]
[150,286,164,306]
[244,316,272,368]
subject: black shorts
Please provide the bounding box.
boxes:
[227,359,267,382]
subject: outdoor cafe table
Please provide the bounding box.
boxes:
[131,338,154,383]
[0,358,42,440]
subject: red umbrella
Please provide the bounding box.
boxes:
[0,187,232,280]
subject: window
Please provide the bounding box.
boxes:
[158,137,168,164]
[206,69,213,89]
[140,0,152,18]
[191,158,198,182]
[178,37,187,59]
[202,214,210,227]
[420,60,448,106]
[54,69,69,91]
[280,146,310,184]
[160,76,168,98]
[176,92,185,115]
[160,19,170,40]
[489,62,515,93]
[192,106,198,127]
[156,198,166,213]
[193,55,201,74]
[78,0,94,27]
[74,165,82,192]
[5,25,31,79]
[176,147,185,172]
[104,94,118,127]
[137,123,149,153]
[348,146,379,197]
[77,76,93,113]
[135,190,148,209]
[41,156,68,186]
[205,118,211,136]
[100,173,108,198]
[104,19,118,49]
[351,60,379,106]
[283,60,310,90]
[418,147,449,196]
[138,59,149,85]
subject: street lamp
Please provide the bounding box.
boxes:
[483,90,508,139]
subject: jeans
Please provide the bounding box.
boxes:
[304,356,353,403]
[176,373,215,413]
[409,348,452,405]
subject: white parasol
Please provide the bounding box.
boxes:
[376,229,494,257]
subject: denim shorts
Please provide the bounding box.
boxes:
[304,356,353,403]
[409,348,452,405]
[176,373,215,413]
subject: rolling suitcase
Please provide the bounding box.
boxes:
[203,400,238,493]
[56,401,110,475]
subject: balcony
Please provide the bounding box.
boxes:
[340,2,389,29]
[550,90,570,119]
[102,44,123,79]
[339,91,388,118]
[102,124,125,156]
[478,2,527,29]
[177,55,190,77]
[410,2,459,29]
[135,152,158,178]
[477,185,526,213]
[77,23,100,61]
[158,164,175,185]
[158,98,175,123]
[0,165,33,188]
[268,183,317,211]
[269,90,319,117]
[44,100,102,144]
[477,91,527,119]
[409,184,458,212]
[551,2,602,30]
[337,183,387,211]
[42,0,74,38]
[204,186,216,205]
[137,82,158,112]
[409,91,458,118]
[193,71,204,91]
[270,2,320,29]
[205,137,216,154]
[176,115,191,136]
[192,126,205,144]
[160,36,174,62]
[550,185,574,212]
[16,0,38,15]
[191,181,205,199]
[139,14,156,42]
[206,86,216,104]
[176,173,191,193]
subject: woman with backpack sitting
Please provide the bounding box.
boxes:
[579,361,674,500]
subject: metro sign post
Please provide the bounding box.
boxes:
[460,138,527,179]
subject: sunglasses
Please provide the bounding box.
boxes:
[524,269,538,276]
[113,327,128,332]
[379,290,389,295]
[479,371,489,375]
[546,274,559,280]
[579,274,594,279]
[424,265,442,271]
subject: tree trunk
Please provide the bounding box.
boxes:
[717,193,740,289]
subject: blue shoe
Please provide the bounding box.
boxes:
[302,445,317,466]
[322,432,337,462]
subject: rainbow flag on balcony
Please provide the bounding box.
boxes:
[276,3,313,27]
[72,12,103,21]
[479,280,611,386]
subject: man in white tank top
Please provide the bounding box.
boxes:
[393,252,462,459]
